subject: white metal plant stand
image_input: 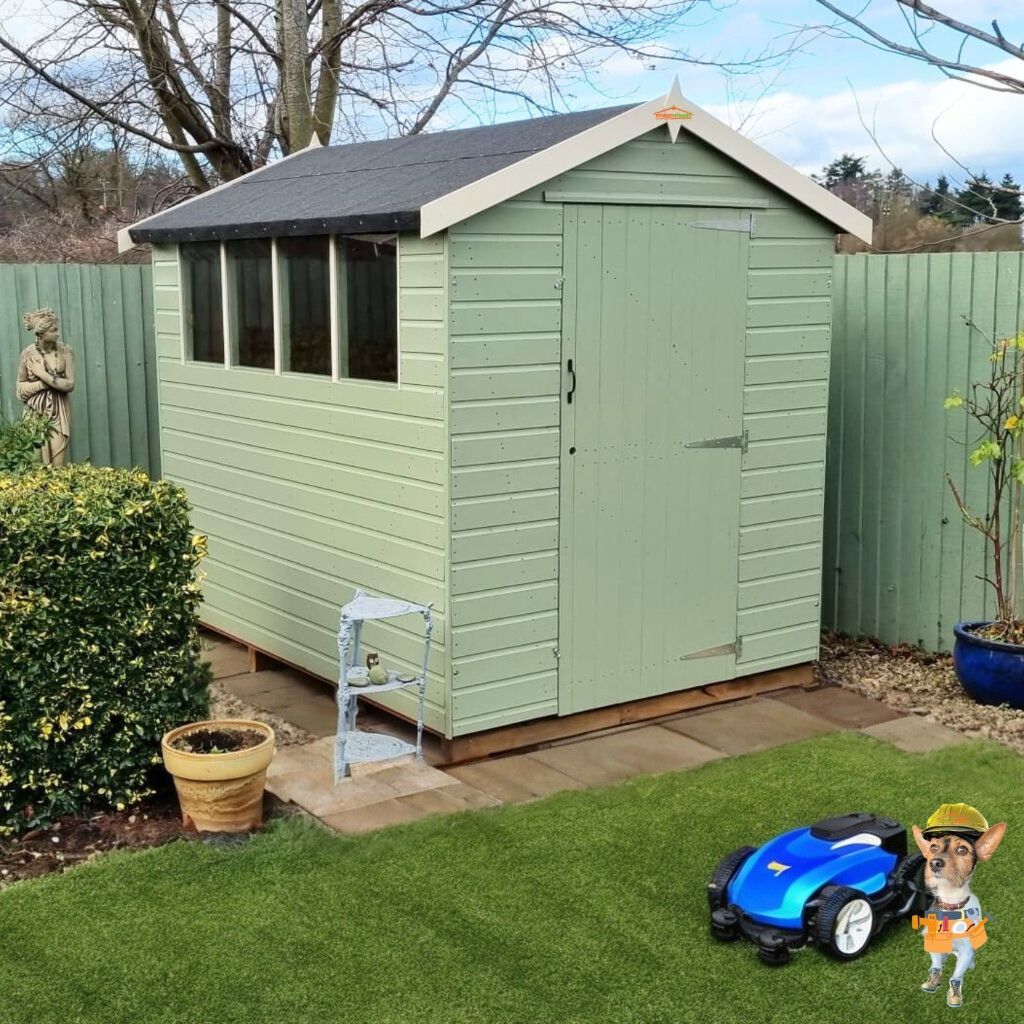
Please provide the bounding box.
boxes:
[334,589,432,782]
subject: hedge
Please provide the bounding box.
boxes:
[0,466,210,834]
[0,412,54,476]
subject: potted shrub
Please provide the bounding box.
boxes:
[161,720,276,833]
[946,322,1024,707]
[1,465,209,837]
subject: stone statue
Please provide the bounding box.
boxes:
[16,308,75,467]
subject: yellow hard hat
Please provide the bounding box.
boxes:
[922,803,990,840]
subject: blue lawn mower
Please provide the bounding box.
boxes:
[707,812,929,966]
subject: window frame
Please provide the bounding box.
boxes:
[223,237,277,374]
[177,239,227,366]
[177,233,400,385]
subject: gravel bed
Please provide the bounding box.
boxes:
[816,631,1024,754]
[208,680,314,748]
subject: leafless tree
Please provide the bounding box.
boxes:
[0,0,782,198]
[805,2,1024,232]
[811,2,1023,94]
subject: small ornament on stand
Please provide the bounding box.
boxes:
[346,665,369,687]
[366,652,389,686]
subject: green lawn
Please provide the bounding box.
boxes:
[2,732,1023,1024]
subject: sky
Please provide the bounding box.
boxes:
[3,0,1023,188]
[561,0,1024,187]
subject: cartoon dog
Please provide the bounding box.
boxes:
[913,803,1006,1009]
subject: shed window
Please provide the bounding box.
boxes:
[340,236,397,383]
[181,242,224,363]
[279,236,331,376]
[226,239,274,370]
[181,234,398,382]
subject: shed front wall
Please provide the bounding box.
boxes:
[447,127,835,735]
[151,236,450,735]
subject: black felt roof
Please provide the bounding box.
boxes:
[129,104,633,244]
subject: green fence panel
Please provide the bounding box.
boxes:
[825,251,1024,652]
[0,262,159,476]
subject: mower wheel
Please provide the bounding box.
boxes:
[707,846,755,912]
[757,931,791,967]
[813,885,875,961]
[710,908,741,942]
[892,853,928,917]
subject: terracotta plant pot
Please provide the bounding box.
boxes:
[161,720,276,833]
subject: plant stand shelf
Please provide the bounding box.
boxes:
[334,589,432,782]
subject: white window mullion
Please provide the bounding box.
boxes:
[394,234,401,386]
[175,244,186,364]
[220,241,230,369]
[271,237,282,375]
[329,235,340,381]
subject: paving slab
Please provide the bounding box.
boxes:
[263,695,338,737]
[447,753,586,803]
[395,783,501,814]
[267,738,331,781]
[220,667,320,700]
[862,716,970,753]
[267,736,467,822]
[271,763,401,818]
[772,687,905,729]
[663,697,836,755]
[321,799,427,834]
[529,725,725,786]
[323,783,500,834]
[371,760,461,797]
[202,637,249,681]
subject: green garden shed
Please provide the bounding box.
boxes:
[124,81,871,755]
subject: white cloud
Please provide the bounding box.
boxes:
[707,59,1024,182]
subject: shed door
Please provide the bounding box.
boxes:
[558,205,749,715]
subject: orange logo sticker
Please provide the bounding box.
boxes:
[654,105,693,121]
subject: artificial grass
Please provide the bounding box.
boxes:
[1,732,1022,1024]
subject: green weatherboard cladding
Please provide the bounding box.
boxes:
[824,251,1024,653]
[151,125,835,739]
[0,263,160,475]
[152,237,448,733]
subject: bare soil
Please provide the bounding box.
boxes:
[0,791,185,889]
[170,726,268,754]
[1,677,308,890]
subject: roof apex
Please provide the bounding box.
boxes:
[420,77,872,243]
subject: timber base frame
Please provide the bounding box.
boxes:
[437,664,814,764]
[201,622,813,766]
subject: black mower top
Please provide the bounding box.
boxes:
[809,813,907,857]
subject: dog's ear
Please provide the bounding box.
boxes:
[912,825,931,858]
[975,822,1006,861]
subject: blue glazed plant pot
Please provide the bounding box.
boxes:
[952,622,1024,709]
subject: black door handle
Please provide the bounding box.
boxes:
[567,359,577,404]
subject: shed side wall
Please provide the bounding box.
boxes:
[152,237,450,734]
[446,194,564,733]
[447,128,834,735]
[739,206,834,672]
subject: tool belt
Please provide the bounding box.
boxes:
[912,912,988,954]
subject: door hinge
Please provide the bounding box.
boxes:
[682,641,737,661]
[691,213,755,234]
[685,429,748,453]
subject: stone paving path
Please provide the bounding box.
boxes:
[203,633,973,836]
